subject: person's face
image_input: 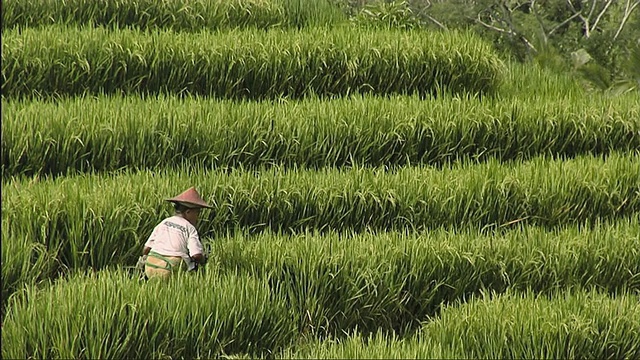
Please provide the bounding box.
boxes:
[184,208,201,226]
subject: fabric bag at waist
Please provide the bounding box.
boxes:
[146,251,187,271]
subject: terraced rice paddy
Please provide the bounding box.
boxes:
[2,0,639,358]
[1,0,346,31]
[3,94,639,177]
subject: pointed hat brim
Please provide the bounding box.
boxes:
[165,187,213,209]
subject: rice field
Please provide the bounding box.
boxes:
[2,0,639,358]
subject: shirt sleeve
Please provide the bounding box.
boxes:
[187,229,204,256]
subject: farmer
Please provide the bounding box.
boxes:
[136,187,213,280]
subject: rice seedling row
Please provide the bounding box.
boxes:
[1,0,346,31]
[2,153,638,280]
[1,25,503,99]
[281,290,640,359]
[3,94,638,178]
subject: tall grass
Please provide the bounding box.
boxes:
[3,93,638,178]
[280,330,453,359]
[4,215,639,333]
[1,0,346,31]
[1,269,298,359]
[281,290,640,359]
[1,153,638,303]
[1,25,504,99]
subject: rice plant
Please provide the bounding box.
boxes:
[1,25,504,99]
[0,229,61,319]
[2,154,638,313]
[2,251,637,358]
[1,269,298,359]
[1,0,346,31]
[421,290,640,359]
[280,290,640,359]
[208,217,640,336]
[3,93,638,178]
[499,60,586,100]
[3,153,637,267]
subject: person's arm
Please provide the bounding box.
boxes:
[137,224,160,270]
[187,231,206,265]
[143,224,160,255]
[136,246,152,271]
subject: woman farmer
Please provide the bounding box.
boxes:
[137,187,213,280]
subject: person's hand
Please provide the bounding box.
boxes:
[190,253,206,264]
[136,255,147,271]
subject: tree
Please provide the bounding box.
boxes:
[419,0,640,91]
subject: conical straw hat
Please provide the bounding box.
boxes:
[165,187,213,209]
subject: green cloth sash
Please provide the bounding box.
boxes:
[146,251,185,271]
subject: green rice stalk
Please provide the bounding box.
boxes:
[1,269,298,359]
[421,290,640,359]
[499,60,586,99]
[2,93,638,178]
[279,290,640,359]
[1,0,346,31]
[1,229,61,319]
[2,153,638,272]
[1,25,504,99]
[2,154,638,313]
[208,217,640,337]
